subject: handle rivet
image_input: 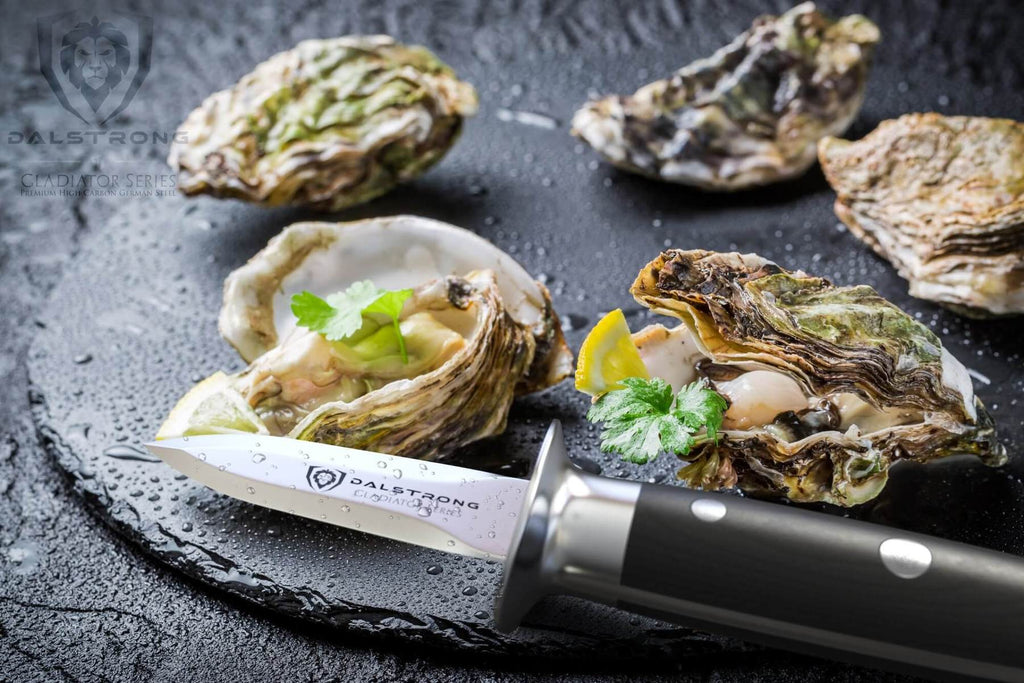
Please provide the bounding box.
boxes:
[690,498,727,522]
[879,538,932,579]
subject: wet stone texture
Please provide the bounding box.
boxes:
[3,0,1024,680]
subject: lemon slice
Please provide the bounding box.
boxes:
[574,309,650,396]
[156,371,268,440]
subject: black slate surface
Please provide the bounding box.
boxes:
[4,0,1024,680]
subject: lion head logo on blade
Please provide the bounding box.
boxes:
[60,17,131,113]
[305,466,346,492]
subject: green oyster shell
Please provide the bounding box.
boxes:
[169,36,477,211]
[631,249,1004,506]
[571,2,879,190]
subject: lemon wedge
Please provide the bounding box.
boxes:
[156,371,268,440]
[574,309,650,396]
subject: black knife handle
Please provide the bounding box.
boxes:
[620,482,1024,681]
[496,422,1024,682]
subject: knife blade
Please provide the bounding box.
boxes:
[146,433,525,559]
[148,422,1024,682]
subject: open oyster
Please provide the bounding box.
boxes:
[820,114,1024,317]
[571,3,879,190]
[622,250,1003,506]
[160,216,572,460]
[169,36,477,211]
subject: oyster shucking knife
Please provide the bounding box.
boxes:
[148,422,1024,681]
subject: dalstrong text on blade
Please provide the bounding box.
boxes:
[339,476,485,512]
[147,434,524,559]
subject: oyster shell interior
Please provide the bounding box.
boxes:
[169,36,478,211]
[233,275,480,435]
[571,2,879,190]
[164,216,571,460]
[623,250,1004,506]
[820,113,1024,317]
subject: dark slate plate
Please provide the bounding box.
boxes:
[26,0,1024,661]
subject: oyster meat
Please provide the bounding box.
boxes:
[571,3,879,190]
[820,113,1024,317]
[161,216,571,460]
[169,36,478,211]
[623,249,1003,506]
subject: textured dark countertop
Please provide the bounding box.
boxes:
[3,1,1022,681]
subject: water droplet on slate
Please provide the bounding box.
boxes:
[426,565,443,575]
[103,444,160,463]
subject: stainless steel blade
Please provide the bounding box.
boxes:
[146,435,526,559]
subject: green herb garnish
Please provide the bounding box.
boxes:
[586,377,728,464]
[291,281,414,362]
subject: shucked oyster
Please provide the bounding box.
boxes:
[624,250,1003,506]
[158,216,571,460]
[820,114,1024,317]
[571,3,879,190]
[169,37,477,211]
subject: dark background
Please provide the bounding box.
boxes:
[3,1,1023,681]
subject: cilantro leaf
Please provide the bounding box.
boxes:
[290,281,415,362]
[323,280,387,338]
[291,290,361,341]
[586,377,727,465]
[673,380,729,442]
[363,288,414,363]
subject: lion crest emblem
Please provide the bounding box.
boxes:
[37,11,153,125]
[60,17,132,114]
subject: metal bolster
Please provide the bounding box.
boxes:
[494,421,640,632]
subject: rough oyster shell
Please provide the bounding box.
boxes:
[255,271,534,458]
[169,36,477,211]
[571,3,879,190]
[629,249,1004,506]
[195,216,571,459]
[819,113,1024,317]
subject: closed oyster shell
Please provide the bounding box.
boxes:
[630,249,1004,506]
[169,36,477,211]
[571,3,879,190]
[819,113,1024,317]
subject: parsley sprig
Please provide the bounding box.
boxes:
[291,281,414,362]
[587,377,728,464]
